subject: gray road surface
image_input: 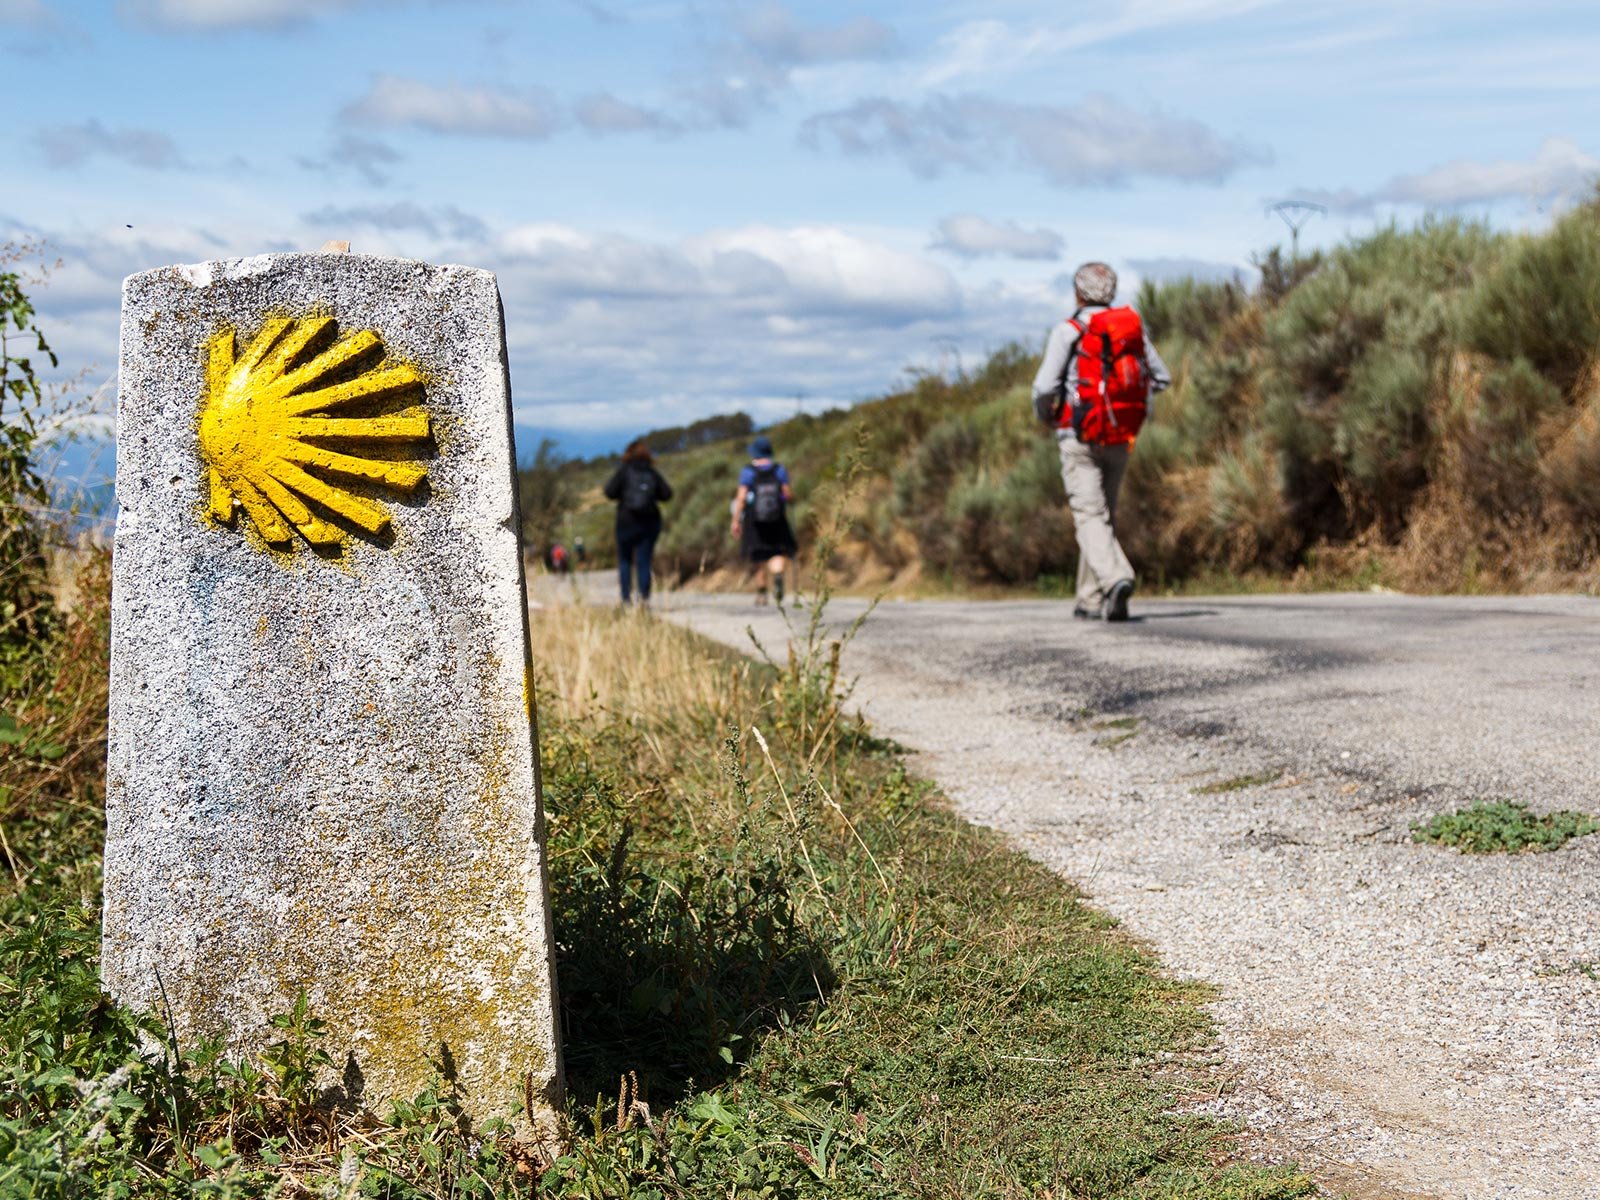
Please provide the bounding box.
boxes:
[658,589,1600,1200]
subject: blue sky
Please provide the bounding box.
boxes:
[5,0,1600,461]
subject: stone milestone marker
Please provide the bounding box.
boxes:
[103,253,562,1140]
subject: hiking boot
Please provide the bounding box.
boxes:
[1104,579,1134,622]
[772,575,785,606]
[1072,604,1097,620]
[754,588,769,606]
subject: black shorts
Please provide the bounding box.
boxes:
[741,515,797,562]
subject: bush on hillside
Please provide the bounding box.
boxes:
[1459,201,1600,393]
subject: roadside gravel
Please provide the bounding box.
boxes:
[664,590,1600,1200]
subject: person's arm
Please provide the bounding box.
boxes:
[654,468,673,502]
[1031,323,1073,424]
[602,465,625,501]
[778,464,794,503]
[1142,336,1172,421]
[1143,338,1172,393]
[730,485,748,535]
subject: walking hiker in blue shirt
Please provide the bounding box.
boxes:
[603,439,673,605]
[730,435,797,606]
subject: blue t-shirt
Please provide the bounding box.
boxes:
[739,461,790,489]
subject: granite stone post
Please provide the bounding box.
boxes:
[103,252,562,1141]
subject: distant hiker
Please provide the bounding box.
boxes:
[573,535,587,566]
[731,435,797,605]
[1032,261,1171,622]
[603,439,673,604]
[549,542,569,574]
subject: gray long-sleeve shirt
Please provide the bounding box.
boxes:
[1031,304,1172,425]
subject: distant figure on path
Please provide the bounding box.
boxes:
[1032,261,1170,621]
[603,439,673,605]
[731,435,797,605]
[549,542,569,574]
[573,535,587,566]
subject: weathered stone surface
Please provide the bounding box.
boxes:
[103,252,562,1140]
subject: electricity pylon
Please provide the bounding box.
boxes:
[1267,200,1326,262]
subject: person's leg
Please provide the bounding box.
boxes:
[1058,432,1132,609]
[636,528,658,602]
[769,555,786,604]
[1095,443,1135,619]
[617,530,635,602]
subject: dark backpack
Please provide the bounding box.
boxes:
[749,464,785,523]
[621,465,658,516]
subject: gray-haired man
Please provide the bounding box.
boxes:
[1032,261,1170,621]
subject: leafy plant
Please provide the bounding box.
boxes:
[1,256,59,657]
[1412,801,1598,853]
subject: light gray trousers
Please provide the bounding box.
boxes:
[1056,430,1134,606]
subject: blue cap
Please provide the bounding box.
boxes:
[750,435,774,457]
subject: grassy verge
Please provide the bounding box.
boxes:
[2,560,1313,1198]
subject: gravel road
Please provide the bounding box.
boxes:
[658,589,1600,1200]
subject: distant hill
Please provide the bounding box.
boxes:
[521,205,1600,596]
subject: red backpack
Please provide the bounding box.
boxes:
[1063,306,1149,446]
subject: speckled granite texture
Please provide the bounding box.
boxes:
[103,253,561,1142]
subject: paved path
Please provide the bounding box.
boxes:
[658,590,1600,1200]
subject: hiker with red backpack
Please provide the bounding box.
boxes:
[603,439,674,605]
[730,435,797,606]
[1033,262,1170,622]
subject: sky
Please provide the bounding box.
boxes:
[5,0,1600,462]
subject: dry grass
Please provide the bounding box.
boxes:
[529,601,756,727]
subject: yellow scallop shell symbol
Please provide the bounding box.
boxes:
[197,314,430,550]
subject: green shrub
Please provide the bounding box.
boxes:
[1460,202,1600,392]
[1412,801,1598,853]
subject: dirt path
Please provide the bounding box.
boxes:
[658,589,1600,1200]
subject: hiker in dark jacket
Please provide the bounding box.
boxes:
[603,439,673,605]
[730,435,797,605]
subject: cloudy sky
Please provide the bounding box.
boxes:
[5,0,1599,456]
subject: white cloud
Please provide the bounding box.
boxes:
[34,120,184,169]
[296,133,403,185]
[342,75,561,139]
[1295,138,1600,214]
[737,2,896,67]
[119,0,369,31]
[0,0,53,26]
[574,93,679,135]
[302,202,487,242]
[682,2,901,129]
[687,225,959,318]
[802,92,1269,187]
[931,214,1063,261]
[1380,138,1600,207]
[920,2,1293,87]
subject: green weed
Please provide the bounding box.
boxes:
[1195,772,1283,795]
[1411,801,1598,854]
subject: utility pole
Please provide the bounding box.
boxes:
[1267,200,1326,262]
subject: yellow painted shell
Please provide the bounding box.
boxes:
[197,315,430,549]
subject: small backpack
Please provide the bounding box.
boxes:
[1066,306,1149,446]
[749,464,785,523]
[621,465,658,516]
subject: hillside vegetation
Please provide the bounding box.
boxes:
[527,203,1600,595]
